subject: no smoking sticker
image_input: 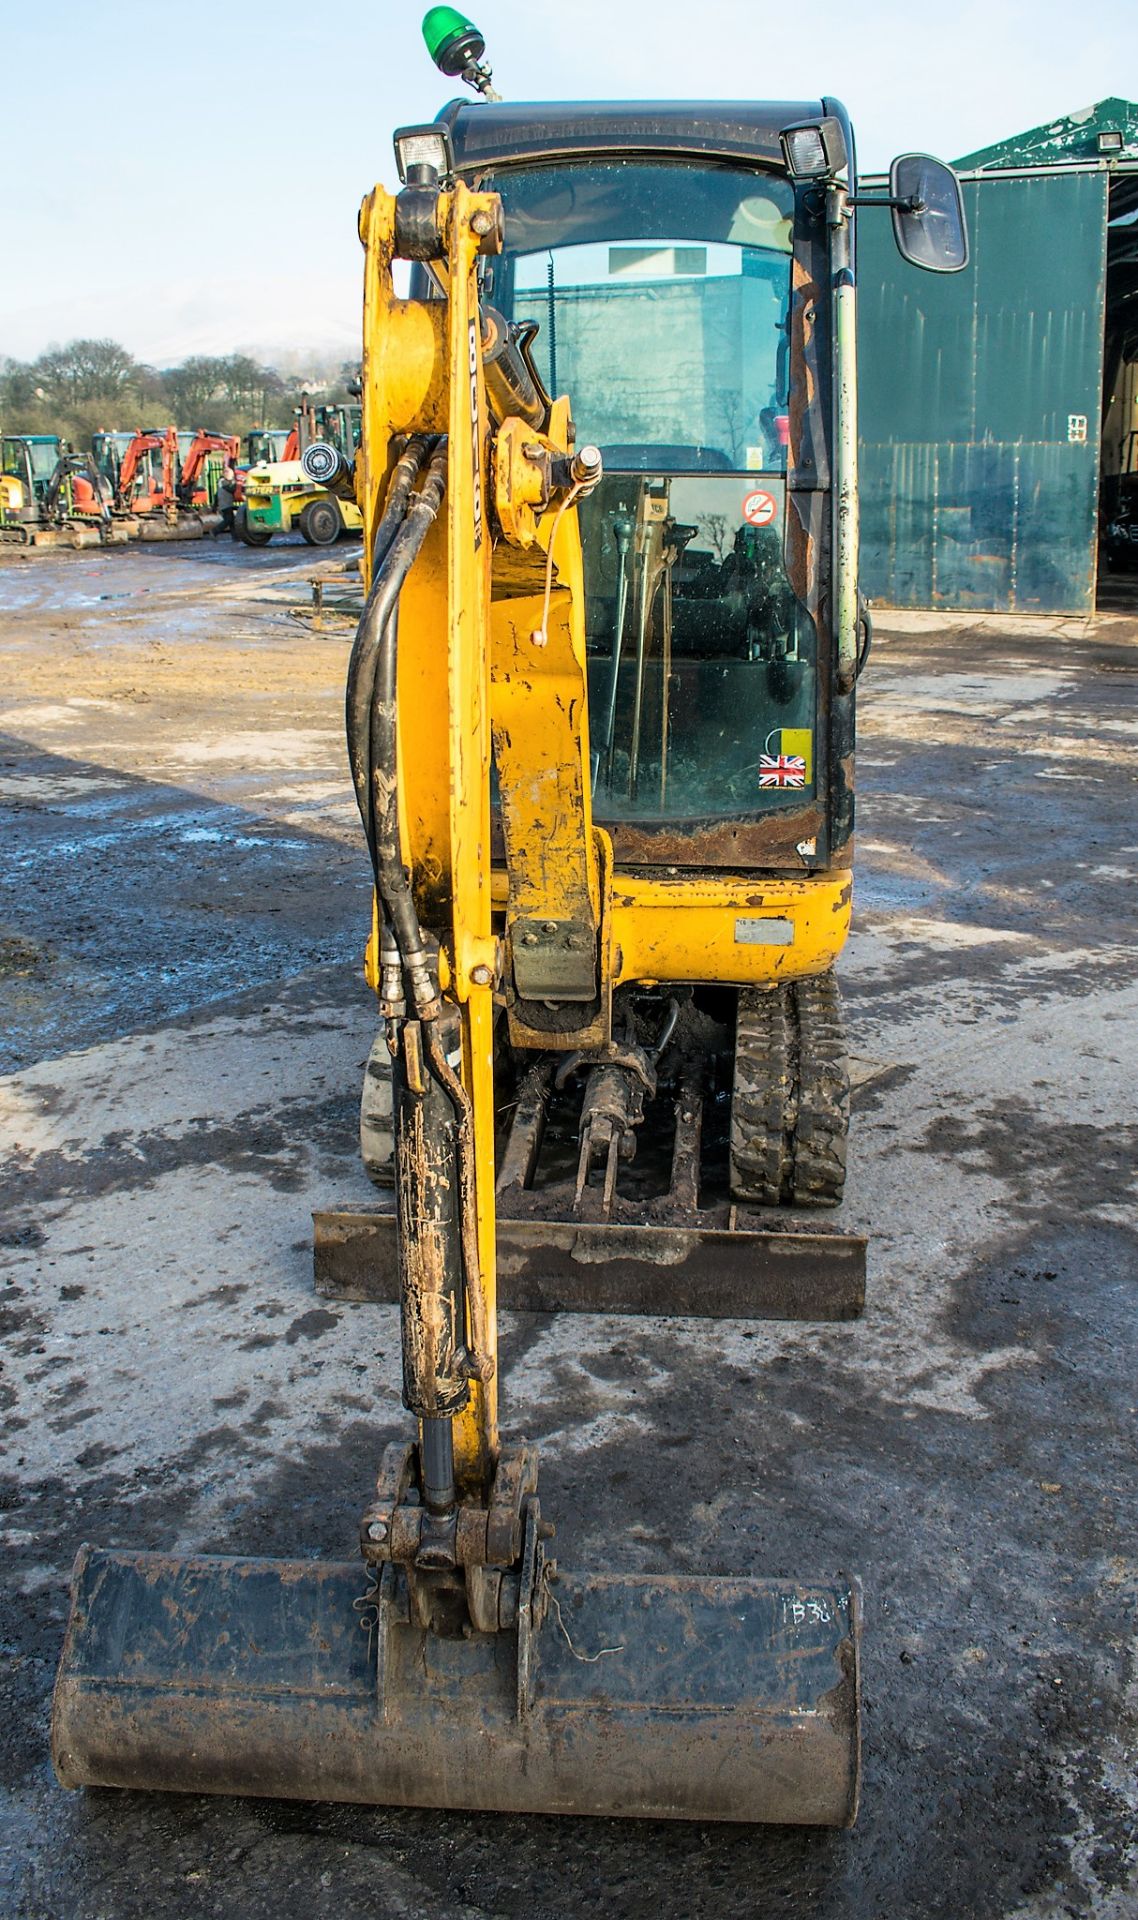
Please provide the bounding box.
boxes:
[741,489,778,527]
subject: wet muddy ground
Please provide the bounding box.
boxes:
[0,542,1135,1918]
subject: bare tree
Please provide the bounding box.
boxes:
[2,336,302,441]
[160,356,225,421]
[32,338,140,406]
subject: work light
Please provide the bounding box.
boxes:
[393,123,456,184]
[780,118,848,179]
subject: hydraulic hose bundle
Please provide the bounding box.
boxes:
[344,434,491,1517]
[346,434,448,1015]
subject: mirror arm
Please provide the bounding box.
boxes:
[846,194,925,212]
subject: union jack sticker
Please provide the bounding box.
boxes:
[759,753,806,789]
[760,727,812,789]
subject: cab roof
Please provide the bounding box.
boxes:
[438,98,834,172]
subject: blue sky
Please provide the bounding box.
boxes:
[0,0,1125,366]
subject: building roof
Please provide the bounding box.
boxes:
[955,97,1138,172]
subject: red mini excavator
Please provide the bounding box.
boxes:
[178,430,240,511]
[114,427,176,536]
[114,427,237,539]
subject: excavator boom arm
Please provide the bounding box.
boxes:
[179,432,240,493]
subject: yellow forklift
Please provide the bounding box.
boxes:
[52,11,967,1827]
[238,400,365,546]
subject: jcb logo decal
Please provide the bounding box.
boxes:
[468,318,483,551]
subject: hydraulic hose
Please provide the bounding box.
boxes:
[345,435,436,866]
[362,439,494,1393]
[372,434,434,575]
[856,596,874,681]
[357,436,493,1414]
[366,440,449,1018]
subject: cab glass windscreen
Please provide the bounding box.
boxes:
[479,159,794,471]
[28,440,62,483]
[481,159,817,827]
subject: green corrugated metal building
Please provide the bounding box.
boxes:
[858,99,1138,613]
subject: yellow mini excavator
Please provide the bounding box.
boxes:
[52,12,967,1827]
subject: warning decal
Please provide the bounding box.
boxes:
[741,489,778,527]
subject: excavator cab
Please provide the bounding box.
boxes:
[357,100,896,1225]
[469,130,824,843]
[245,427,292,466]
[92,431,138,493]
[176,429,231,509]
[1,434,63,519]
[53,19,968,1832]
[177,430,240,510]
[114,428,175,516]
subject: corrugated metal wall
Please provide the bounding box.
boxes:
[858,170,1108,613]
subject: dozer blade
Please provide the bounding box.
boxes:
[53,1546,860,1826]
[314,1208,866,1321]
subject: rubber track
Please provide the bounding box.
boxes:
[729,973,849,1207]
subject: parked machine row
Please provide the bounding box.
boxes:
[0,404,363,550]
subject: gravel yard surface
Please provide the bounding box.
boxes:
[1,541,1135,1918]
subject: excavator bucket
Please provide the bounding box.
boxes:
[54,1544,860,1825]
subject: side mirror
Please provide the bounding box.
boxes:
[890,154,968,272]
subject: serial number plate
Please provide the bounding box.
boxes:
[734,917,794,946]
